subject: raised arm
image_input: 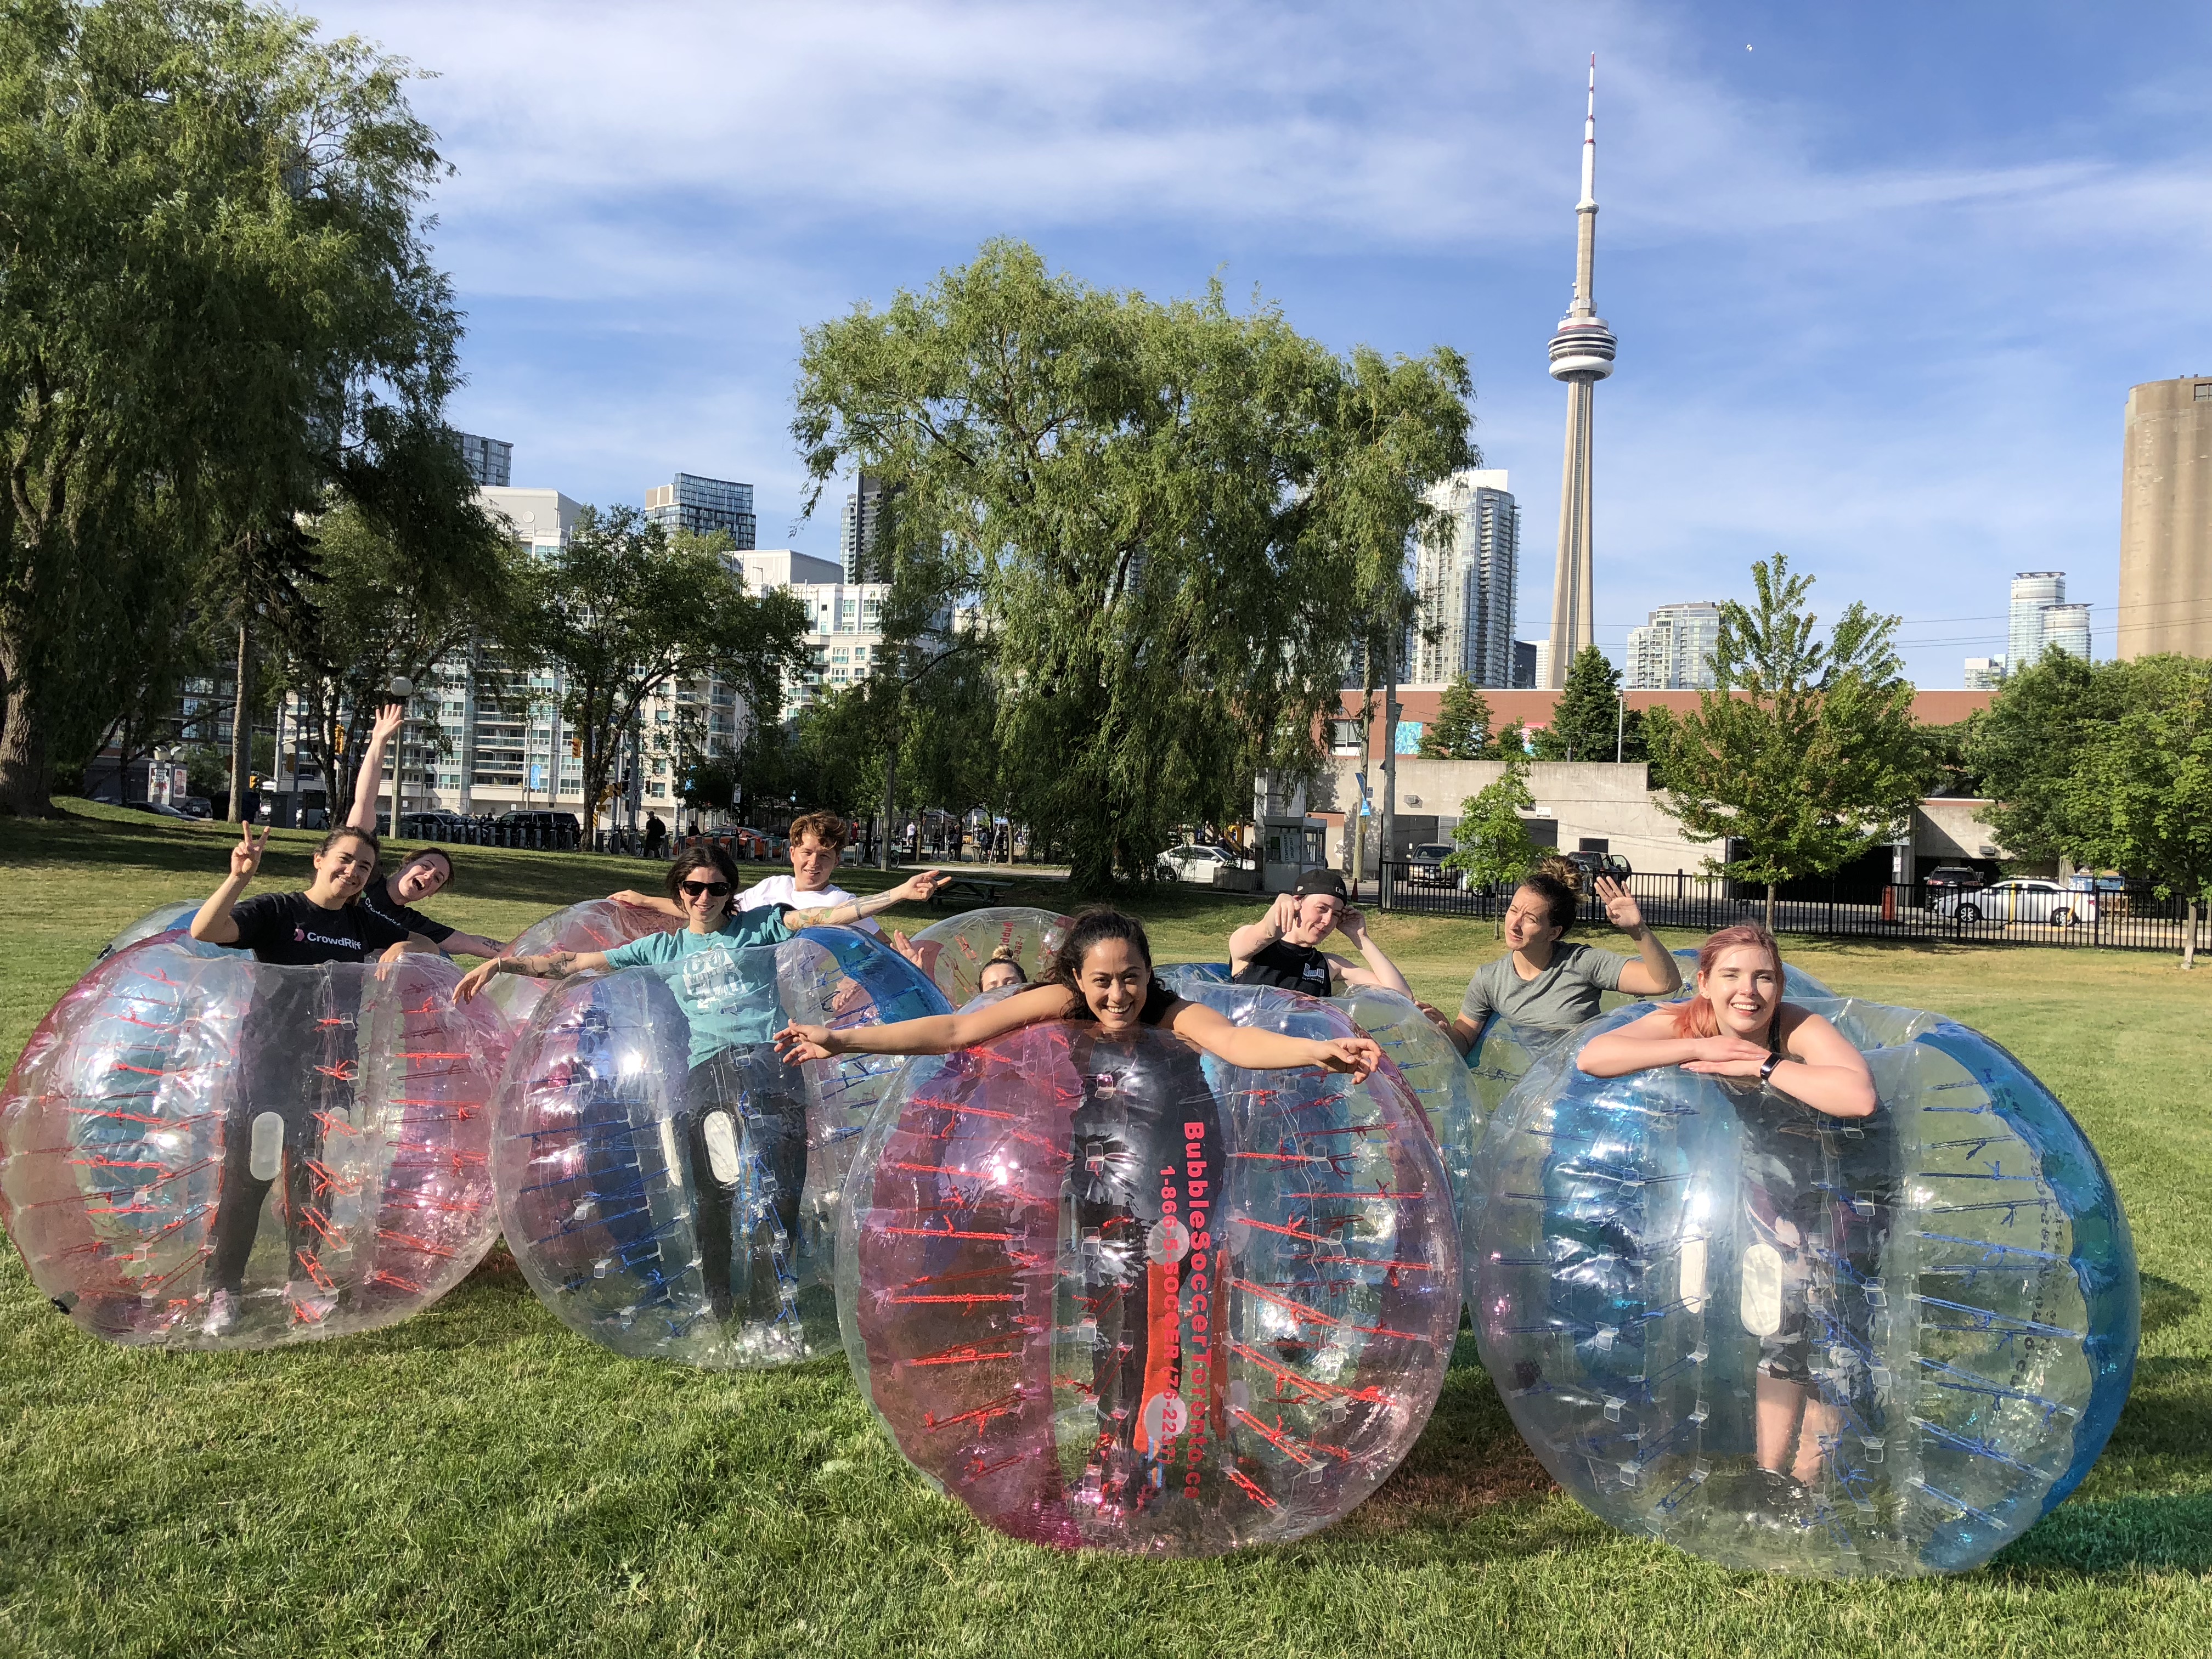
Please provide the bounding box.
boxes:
[1164,1000,1381,1081]
[1595,877,1683,997]
[189,826,269,945]
[453,947,612,1003]
[1325,906,1412,996]
[783,869,949,931]
[1227,893,1296,975]
[347,703,406,834]
[772,981,1073,1063]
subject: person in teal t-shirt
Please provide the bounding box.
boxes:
[457,843,946,1325]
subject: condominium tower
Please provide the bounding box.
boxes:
[841,473,888,583]
[2118,375,2212,658]
[453,431,513,488]
[1625,601,1721,690]
[645,472,757,548]
[1413,469,1519,686]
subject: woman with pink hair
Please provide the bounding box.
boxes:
[1575,924,1875,1515]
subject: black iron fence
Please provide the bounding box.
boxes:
[1374,862,2204,956]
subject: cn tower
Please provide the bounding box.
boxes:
[1544,56,1617,687]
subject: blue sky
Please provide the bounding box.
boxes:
[310,1,2212,686]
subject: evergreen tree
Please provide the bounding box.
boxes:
[1418,674,1494,759]
[1535,647,1624,761]
[1651,553,1933,932]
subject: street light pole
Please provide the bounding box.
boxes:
[1615,691,1625,764]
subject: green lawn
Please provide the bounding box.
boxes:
[1,803,2207,1657]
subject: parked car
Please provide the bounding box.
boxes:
[1156,843,1248,885]
[1406,842,1462,885]
[127,800,194,820]
[1562,850,1633,886]
[397,810,468,837]
[180,796,213,820]
[1933,878,2095,927]
[1923,866,1989,894]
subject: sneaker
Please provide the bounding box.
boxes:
[202,1290,240,1337]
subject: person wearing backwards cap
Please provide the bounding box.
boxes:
[1227,868,1412,999]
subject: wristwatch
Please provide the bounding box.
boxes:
[1758,1053,1784,1085]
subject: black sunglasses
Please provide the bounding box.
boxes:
[679,880,732,898]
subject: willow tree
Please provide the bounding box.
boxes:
[1,0,462,816]
[794,241,1472,892]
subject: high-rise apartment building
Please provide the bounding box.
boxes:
[2041,603,2091,662]
[1530,641,1554,693]
[1624,601,1721,690]
[2118,376,2212,658]
[453,431,512,487]
[840,473,888,583]
[1962,656,2005,690]
[2008,572,2066,668]
[645,472,757,548]
[1511,641,1538,689]
[1413,469,1519,686]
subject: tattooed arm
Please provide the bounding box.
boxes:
[453,948,609,1003]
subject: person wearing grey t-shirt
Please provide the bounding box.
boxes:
[1426,870,1681,1052]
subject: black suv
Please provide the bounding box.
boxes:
[1923,866,1988,893]
[1563,850,1632,885]
[496,810,582,849]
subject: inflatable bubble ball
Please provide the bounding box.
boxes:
[493,926,949,1368]
[1468,996,2138,1576]
[99,901,224,962]
[1158,966,1487,1243]
[480,898,680,1028]
[835,980,1460,1554]
[905,907,1071,1007]
[1,941,506,1349]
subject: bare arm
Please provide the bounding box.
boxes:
[347,703,405,834]
[433,930,508,960]
[1595,877,1682,997]
[1576,1008,1750,1076]
[1685,1009,1876,1119]
[783,870,949,932]
[1163,1000,1381,1081]
[1323,905,1410,996]
[1227,893,1296,976]
[453,948,612,1002]
[609,889,682,917]
[189,826,268,945]
[774,982,1075,1062]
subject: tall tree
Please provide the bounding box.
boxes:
[1443,753,1541,938]
[1,0,462,816]
[1963,650,2137,861]
[1650,552,1933,931]
[1419,673,1494,759]
[273,479,518,827]
[793,241,1471,892]
[1535,646,1627,761]
[519,508,807,831]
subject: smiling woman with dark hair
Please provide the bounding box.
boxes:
[345,703,506,958]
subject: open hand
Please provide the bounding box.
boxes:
[1311,1036,1383,1083]
[1264,891,1298,938]
[371,702,406,745]
[1593,875,1644,933]
[891,869,950,906]
[773,1022,836,1064]
[453,960,498,1004]
[229,824,269,881]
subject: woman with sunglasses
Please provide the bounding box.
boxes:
[454,844,945,1329]
[346,703,507,958]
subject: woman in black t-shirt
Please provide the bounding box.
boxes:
[187,825,444,1335]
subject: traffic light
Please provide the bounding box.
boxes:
[569,738,582,759]
[335,730,346,754]
[247,773,260,790]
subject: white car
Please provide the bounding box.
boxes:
[1934,878,2096,927]
[1156,843,1248,885]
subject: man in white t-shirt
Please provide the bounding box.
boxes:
[611,811,939,945]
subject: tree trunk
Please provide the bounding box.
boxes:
[0,656,54,817]
[1380,638,1399,905]
[227,620,253,824]
[878,743,897,872]
[1764,881,1778,934]
[2187,899,2199,971]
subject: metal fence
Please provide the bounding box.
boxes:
[1373,862,2205,956]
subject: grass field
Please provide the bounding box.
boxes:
[1,802,2207,1658]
